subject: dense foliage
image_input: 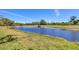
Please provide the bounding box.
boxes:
[69,16,79,25]
[0,17,14,26]
[0,16,79,26]
[39,19,47,25]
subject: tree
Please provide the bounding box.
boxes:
[0,18,14,26]
[32,22,39,25]
[0,20,4,26]
[70,16,76,21]
[40,19,47,25]
[69,16,77,24]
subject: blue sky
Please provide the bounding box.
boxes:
[0,9,79,23]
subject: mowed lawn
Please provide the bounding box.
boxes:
[0,26,79,50]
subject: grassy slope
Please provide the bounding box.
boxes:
[0,26,79,50]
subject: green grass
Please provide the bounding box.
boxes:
[41,25,79,31]
[24,25,79,30]
[0,26,78,50]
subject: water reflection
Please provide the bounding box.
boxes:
[15,27,79,42]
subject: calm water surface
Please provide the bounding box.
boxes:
[15,27,79,42]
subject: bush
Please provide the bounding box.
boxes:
[0,35,16,44]
[28,48,33,50]
[40,19,47,25]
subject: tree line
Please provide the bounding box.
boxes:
[0,16,79,26]
[25,16,79,25]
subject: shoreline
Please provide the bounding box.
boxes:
[39,25,79,32]
[13,25,79,32]
[0,26,78,49]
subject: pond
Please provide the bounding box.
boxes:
[15,26,79,42]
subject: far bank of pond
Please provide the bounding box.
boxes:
[41,25,79,31]
[24,25,79,31]
[0,26,79,50]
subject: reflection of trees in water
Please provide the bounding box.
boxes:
[71,32,77,42]
[39,28,78,42]
[39,28,45,34]
[39,28,56,36]
[16,27,79,42]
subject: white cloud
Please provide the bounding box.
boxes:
[54,9,60,17]
[0,10,32,20]
[0,10,33,23]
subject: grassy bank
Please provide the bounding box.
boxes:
[23,25,79,31]
[41,25,79,31]
[0,26,79,50]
